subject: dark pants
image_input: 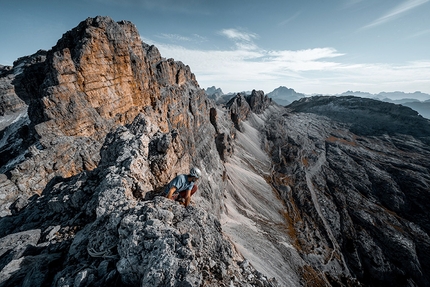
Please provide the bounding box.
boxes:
[172,185,198,201]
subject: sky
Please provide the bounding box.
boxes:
[1,0,430,96]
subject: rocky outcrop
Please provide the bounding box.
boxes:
[0,62,27,117]
[0,16,262,286]
[205,86,224,100]
[205,86,235,105]
[246,90,271,114]
[226,93,251,131]
[225,90,270,131]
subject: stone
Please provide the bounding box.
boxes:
[0,229,41,257]
[245,90,271,114]
[225,93,251,131]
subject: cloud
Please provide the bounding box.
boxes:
[219,29,258,42]
[267,48,344,63]
[155,33,208,45]
[278,11,301,26]
[361,0,429,30]
[141,31,430,95]
[218,29,259,51]
[157,34,192,42]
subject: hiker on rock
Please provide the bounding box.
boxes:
[165,167,201,207]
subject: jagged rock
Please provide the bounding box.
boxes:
[0,73,25,117]
[225,90,272,131]
[205,86,234,104]
[246,90,271,114]
[226,93,251,131]
[0,52,48,174]
[210,107,234,162]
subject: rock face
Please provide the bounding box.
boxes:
[204,86,234,104]
[225,89,271,131]
[1,16,430,287]
[0,16,277,287]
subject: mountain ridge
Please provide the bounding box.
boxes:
[1,16,430,287]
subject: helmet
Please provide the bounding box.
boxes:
[190,167,202,179]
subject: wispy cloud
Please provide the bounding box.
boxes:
[155,33,207,44]
[361,0,429,30]
[278,11,301,26]
[157,34,192,42]
[219,28,259,51]
[219,29,258,42]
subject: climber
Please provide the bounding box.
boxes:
[165,167,201,207]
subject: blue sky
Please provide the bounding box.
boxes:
[1,0,429,95]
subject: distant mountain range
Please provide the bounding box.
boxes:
[339,90,430,102]
[205,86,304,106]
[338,91,430,119]
[205,86,430,119]
[204,86,251,105]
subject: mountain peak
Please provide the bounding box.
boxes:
[266,86,305,106]
[1,17,430,287]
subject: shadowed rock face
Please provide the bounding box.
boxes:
[1,16,430,287]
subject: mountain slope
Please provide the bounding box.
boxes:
[1,17,430,287]
[267,96,430,286]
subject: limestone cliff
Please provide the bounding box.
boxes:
[1,16,430,287]
[0,16,216,210]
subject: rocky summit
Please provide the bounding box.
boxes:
[1,16,430,287]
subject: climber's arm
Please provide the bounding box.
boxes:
[167,186,177,199]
